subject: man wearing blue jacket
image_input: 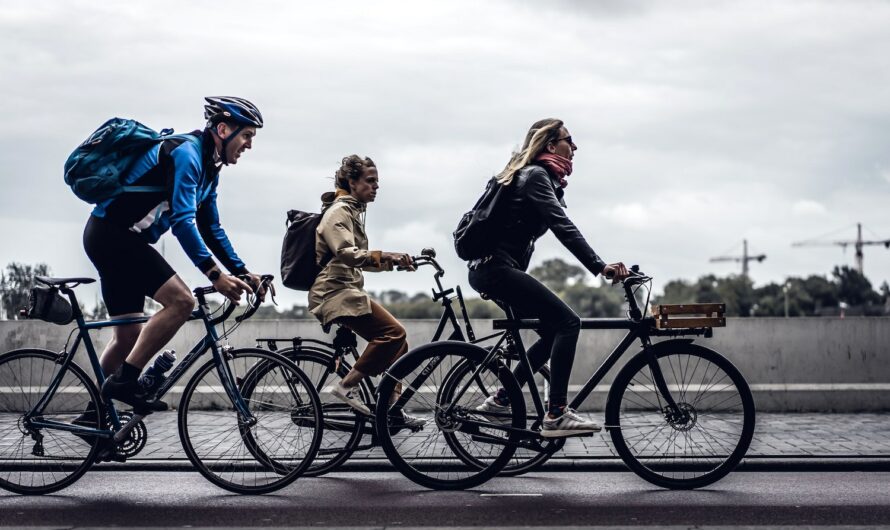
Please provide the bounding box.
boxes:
[82,96,265,410]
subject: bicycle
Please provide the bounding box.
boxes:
[0,274,323,495]
[252,248,551,476]
[373,266,756,490]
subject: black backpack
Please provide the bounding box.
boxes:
[453,177,507,261]
[280,209,328,290]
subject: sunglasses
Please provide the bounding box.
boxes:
[556,135,574,146]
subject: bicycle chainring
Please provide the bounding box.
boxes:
[114,412,147,458]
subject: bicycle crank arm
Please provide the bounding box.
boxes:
[113,413,144,443]
[469,433,550,452]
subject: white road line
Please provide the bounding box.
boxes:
[480,493,543,497]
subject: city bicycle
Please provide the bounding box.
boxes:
[373,266,756,490]
[251,249,552,476]
[0,274,323,495]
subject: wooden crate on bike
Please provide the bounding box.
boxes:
[651,303,725,329]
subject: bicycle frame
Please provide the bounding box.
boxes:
[397,276,714,442]
[24,285,256,441]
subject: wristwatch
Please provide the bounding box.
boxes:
[208,270,221,282]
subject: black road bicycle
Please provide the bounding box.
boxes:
[373,266,756,490]
[0,275,323,495]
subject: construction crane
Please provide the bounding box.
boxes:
[709,239,766,278]
[792,223,890,275]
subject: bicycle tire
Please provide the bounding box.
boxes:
[375,341,525,490]
[606,341,755,489]
[0,349,103,495]
[243,346,370,477]
[178,348,322,494]
[439,359,562,477]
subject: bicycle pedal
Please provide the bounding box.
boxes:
[94,445,127,463]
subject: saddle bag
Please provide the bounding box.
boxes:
[24,286,74,325]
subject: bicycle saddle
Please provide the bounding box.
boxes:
[35,276,96,287]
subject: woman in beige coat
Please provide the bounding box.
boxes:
[309,155,419,423]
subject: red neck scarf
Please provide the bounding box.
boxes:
[535,153,573,188]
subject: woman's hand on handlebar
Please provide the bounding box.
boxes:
[382,252,416,271]
[212,273,253,304]
[602,262,631,284]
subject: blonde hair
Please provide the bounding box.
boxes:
[496,118,564,186]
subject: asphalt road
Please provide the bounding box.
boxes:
[1,471,889,527]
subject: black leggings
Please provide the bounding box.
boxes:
[468,260,581,407]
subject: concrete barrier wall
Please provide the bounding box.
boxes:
[2,317,888,411]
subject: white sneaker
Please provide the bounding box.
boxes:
[388,410,427,432]
[541,408,601,438]
[474,395,512,425]
[330,382,371,415]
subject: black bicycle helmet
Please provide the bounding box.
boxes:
[204,96,264,128]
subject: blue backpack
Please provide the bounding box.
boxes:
[64,117,181,204]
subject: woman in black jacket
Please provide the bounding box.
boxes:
[469,118,629,437]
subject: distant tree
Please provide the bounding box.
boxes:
[561,280,626,318]
[529,259,586,292]
[0,262,51,319]
[658,279,697,305]
[89,299,109,320]
[832,266,881,306]
[715,275,756,316]
[881,282,890,315]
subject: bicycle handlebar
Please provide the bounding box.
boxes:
[605,264,651,286]
[195,274,275,326]
[235,274,276,323]
[397,247,445,277]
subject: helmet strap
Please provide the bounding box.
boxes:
[211,123,244,166]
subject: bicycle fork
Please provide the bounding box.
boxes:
[639,338,689,425]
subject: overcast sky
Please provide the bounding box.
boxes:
[1,0,889,311]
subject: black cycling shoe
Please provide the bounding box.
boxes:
[93,439,126,463]
[71,406,102,446]
[101,374,168,413]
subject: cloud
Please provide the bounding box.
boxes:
[880,166,890,185]
[792,200,828,216]
[2,0,890,305]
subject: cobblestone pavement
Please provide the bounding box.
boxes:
[128,412,890,461]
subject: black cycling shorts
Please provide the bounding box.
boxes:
[83,215,176,316]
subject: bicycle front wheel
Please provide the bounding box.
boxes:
[242,346,370,477]
[178,348,322,494]
[375,341,525,490]
[606,342,755,489]
[0,349,102,495]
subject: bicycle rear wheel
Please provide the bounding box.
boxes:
[498,364,563,476]
[242,346,370,477]
[606,342,755,489]
[0,349,102,495]
[375,341,525,490]
[178,348,322,494]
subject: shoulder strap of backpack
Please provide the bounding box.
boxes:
[119,130,197,194]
